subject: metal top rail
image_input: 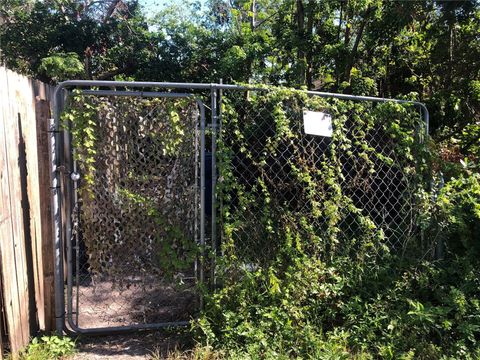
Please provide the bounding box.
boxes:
[54,80,429,135]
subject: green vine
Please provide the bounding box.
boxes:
[62,90,98,194]
[217,88,426,266]
[199,87,437,358]
[61,93,199,282]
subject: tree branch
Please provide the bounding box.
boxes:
[343,5,375,81]
[95,64,131,80]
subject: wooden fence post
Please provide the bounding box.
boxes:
[34,97,55,332]
[0,67,57,358]
[0,66,32,357]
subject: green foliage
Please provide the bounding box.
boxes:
[2,0,479,152]
[61,90,98,192]
[18,336,75,360]
[2,0,479,357]
[349,68,377,96]
[196,86,478,357]
[198,250,480,358]
[39,52,84,81]
[217,88,424,264]
[0,0,154,82]
[161,344,224,360]
[117,187,198,275]
[192,88,478,358]
[186,87,478,358]
[435,170,480,256]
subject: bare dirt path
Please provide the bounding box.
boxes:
[69,278,195,359]
[71,331,190,360]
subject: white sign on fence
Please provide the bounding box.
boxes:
[303,110,333,137]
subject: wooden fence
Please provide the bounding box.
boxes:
[0,67,56,357]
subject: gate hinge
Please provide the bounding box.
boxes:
[56,165,67,174]
[47,119,60,133]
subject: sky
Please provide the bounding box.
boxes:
[138,0,173,16]
[138,0,207,18]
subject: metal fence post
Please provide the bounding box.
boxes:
[51,86,65,335]
[210,85,218,287]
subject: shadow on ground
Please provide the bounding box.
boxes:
[72,330,192,360]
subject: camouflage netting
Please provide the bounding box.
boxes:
[64,94,200,327]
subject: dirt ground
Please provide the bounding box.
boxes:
[71,331,191,360]
[69,278,196,359]
[71,277,196,328]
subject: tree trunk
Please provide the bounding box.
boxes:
[305,0,315,89]
[344,0,350,47]
[343,6,372,83]
[250,0,256,29]
[296,0,306,85]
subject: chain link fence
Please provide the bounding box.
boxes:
[53,81,428,334]
[217,89,427,268]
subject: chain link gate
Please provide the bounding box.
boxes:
[53,84,209,334]
[52,81,428,335]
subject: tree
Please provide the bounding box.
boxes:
[0,0,155,81]
[1,0,479,152]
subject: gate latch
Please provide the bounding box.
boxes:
[70,172,81,181]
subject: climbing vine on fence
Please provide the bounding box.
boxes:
[61,92,200,283]
[198,87,433,357]
[216,88,428,270]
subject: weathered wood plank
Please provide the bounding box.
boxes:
[10,69,32,343]
[0,66,57,357]
[0,246,5,360]
[35,97,55,331]
[0,67,24,357]
[0,319,3,359]
[3,68,31,355]
[18,72,46,334]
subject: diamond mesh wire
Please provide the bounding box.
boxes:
[62,85,426,331]
[67,95,200,329]
[217,89,424,266]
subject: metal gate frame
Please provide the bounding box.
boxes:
[52,82,210,335]
[52,80,429,335]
